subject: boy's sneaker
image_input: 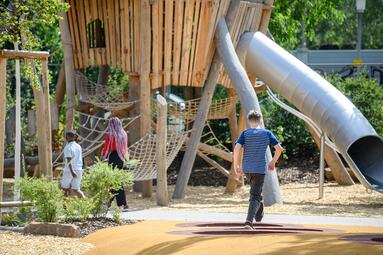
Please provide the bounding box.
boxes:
[244,222,254,230]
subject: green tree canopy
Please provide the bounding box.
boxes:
[0,0,67,50]
[270,0,383,50]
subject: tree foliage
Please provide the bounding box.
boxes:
[269,0,345,50]
[0,0,68,49]
[270,0,383,50]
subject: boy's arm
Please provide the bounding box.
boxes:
[233,143,243,176]
[268,143,283,171]
[66,157,77,178]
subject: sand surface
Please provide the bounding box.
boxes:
[127,183,383,217]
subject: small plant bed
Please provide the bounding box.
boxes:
[1,161,136,238]
[68,217,138,237]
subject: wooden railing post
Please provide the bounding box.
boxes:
[156,95,169,206]
[140,0,153,198]
[42,60,53,180]
[0,57,7,223]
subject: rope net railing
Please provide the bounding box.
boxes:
[53,111,139,167]
[168,96,237,121]
[75,71,139,111]
[126,131,189,181]
[126,99,192,181]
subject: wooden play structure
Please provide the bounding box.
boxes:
[57,0,280,201]
[0,0,356,212]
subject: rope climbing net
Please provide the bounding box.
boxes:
[53,111,139,167]
[75,71,139,111]
[126,131,189,181]
[168,96,237,121]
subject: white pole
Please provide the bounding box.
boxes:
[319,132,325,199]
[14,43,21,201]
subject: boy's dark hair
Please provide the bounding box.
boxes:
[247,110,262,122]
[65,130,76,138]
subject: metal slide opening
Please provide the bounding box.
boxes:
[347,136,383,189]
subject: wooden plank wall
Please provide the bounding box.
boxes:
[66,0,269,89]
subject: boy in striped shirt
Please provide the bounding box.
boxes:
[233,110,283,229]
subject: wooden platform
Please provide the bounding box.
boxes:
[65,0,272,89]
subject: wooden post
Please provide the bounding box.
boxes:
[51,103,59,130]
[225,90,240,193]
[156,95,169,206]
[140,0,153,198]
[5,107,15,144]
[173,1,242,199]
[0,57,7,222]
[216,18,282,205]
[306,124,354,185]
[42,60,53,180]
[54,63,66,107]
[14,44,21,200]
[29,62,46,179]
[59,5,76,130]
[98,65,109,85]
[259,0,274,34]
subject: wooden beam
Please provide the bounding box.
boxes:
[156,95,169,206]
[197,151,240,184]
[306,124,354,185]
[54,63,66,107]
[259,0,274,34]
[173,1,242,199]
[0,58,7,222]
[0,201,32,208]
[59,4,76,130]
[3,153,61,168]
[140,0,152,198]
[184,137,232,162]
[0,50,49,61]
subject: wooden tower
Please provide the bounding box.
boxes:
[61,0,274,197]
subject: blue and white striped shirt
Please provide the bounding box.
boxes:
[236,128,280,174]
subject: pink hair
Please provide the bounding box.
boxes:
[103,117,128,160]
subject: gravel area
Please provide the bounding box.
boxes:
[127,183,383,218]
[0,231,93,255]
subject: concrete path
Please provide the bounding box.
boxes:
[123,209,383,227]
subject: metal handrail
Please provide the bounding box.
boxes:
[266,86,340,154]
[265,86,330,198]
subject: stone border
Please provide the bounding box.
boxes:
[24,222,80,238]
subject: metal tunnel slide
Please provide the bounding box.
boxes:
[240,32,383,192]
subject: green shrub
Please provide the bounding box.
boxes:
[1,212,22,226]
[261,95,317,158]
[82,161,133,217]
[111,204,123,225]
[17,177,64,222]
[64,197,94,222]
[326,73,383,136]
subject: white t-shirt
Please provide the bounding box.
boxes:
[64,141,83,171]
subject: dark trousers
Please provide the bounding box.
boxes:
[108,151,128,207]
[245,173,265,224]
